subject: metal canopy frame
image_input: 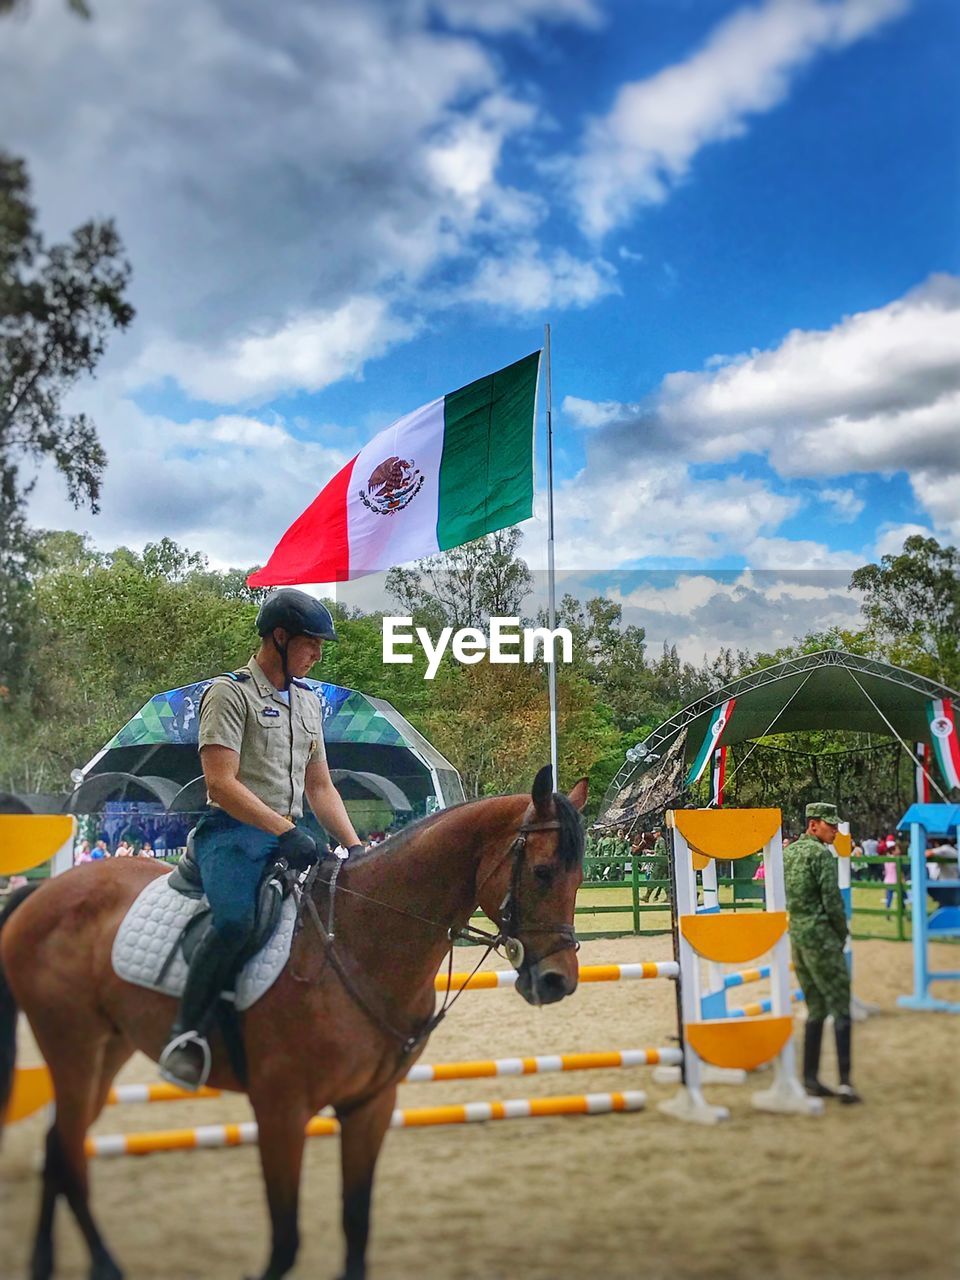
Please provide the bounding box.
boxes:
[602,649,959,815]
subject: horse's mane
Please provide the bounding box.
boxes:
[551,790,586,870]
[347,790,585,869]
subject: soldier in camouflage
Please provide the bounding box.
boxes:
[641,828,668,903]
[784,802,862,1104]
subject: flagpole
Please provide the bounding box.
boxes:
[544,323,559,786]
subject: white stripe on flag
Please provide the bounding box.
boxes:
[345,396,445,576]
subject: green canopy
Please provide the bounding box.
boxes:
[601,650,959,825]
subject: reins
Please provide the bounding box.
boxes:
[290,813,581,1061]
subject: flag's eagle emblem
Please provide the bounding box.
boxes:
[359,456,424,515]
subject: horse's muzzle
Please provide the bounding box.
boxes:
[515,961,578,1006]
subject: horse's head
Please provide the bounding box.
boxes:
[477,765,588,1007]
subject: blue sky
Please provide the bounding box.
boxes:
[3,0,958,653]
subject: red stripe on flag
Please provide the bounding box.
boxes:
[944,699,960,777]
[248,456,358,587]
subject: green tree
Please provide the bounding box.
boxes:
[385,527,533,631]
[0,540,259,791]
[850,535,960,688]
[1,153,134,521]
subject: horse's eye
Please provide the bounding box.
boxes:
[533,864,553,887]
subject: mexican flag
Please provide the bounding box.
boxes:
[710,745,727,807]
[927,698,960,790]
[915,742,932,804]
[686,697,736,786]
[248,352,540,586]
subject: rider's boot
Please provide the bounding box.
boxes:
[802,1018,836,1097]
[158,926,248,1091]
[834,1016,862,1104]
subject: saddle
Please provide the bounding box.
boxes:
[111,839,300,1015]
[165,838,289,976]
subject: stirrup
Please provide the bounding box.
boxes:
[158,1030,212,1091]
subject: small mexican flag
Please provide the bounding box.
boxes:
[927,698,960,790]
[710,745,727,807]
[915,742,932,804]
[686,697,736,787]
[248,352,540,586]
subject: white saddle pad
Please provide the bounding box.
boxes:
[111,871,298,1012]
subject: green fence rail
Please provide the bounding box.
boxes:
[470,852,926,943]
[4,847,934,949]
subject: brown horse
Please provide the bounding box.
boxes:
[0,767,587,1280]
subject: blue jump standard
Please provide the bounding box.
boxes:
[897,804,960,1014]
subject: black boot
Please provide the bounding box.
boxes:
[834,1016,862,1104]
[802,1019,837,1097]
[158,927,247,1090]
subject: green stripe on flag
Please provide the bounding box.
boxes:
[437,351,539,549]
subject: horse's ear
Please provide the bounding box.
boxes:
[567,777,589,811]
[531,765,553,815]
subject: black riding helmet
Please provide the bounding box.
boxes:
[256,589,338,688]
[256,589,339,642]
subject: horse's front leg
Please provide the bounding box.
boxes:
[336,1085,396,1280]
[247,1091,312,1280]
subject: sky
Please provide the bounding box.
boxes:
[3,0,958,658]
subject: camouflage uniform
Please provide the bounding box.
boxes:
[596,833,618,881]
[784,831,849,1020]
[641,834,669,903]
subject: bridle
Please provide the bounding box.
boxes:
[293,810,581,1062]
[475,816,581,971]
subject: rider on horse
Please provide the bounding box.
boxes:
[159,588,363,1090]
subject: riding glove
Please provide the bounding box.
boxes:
[276,826,319,870]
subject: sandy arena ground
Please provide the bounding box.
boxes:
[2,934,958,1280]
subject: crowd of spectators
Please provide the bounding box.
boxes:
[73,836,163,862]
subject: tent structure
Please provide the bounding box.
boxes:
[68,677,463,818]
[600,650,960,831]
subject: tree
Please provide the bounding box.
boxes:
[421,658,618,800]
[0,538,262,792]
[0,152,134,533]
[385,527,533,631]
[850,535,960,688]
[0,154,133,696]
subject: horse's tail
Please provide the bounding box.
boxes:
[0,883,42,1125]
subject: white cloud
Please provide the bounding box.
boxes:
[523,461,799,569]
[567,275,960,540]
[743,535,861,570]
[562,395,624,430]
[566,0,910,236]
[908,473,960,541]
[1,0,600,402]
[872,522,933,559]
[26,383,352,568]
[603,569,862,661]
[821,487,865,522]
[460,244,619,312]
[133,297,417,404]
[427,0,604,37]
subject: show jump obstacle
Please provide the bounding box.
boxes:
[5,810,824,1149]
[897,802,960,1014]
[660,807,822,1124]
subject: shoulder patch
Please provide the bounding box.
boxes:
[290,676,312,689]
[223,670,252,682]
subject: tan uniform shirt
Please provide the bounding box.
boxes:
[198,657,325,818]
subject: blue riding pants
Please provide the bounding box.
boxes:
[192,812,279,947]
